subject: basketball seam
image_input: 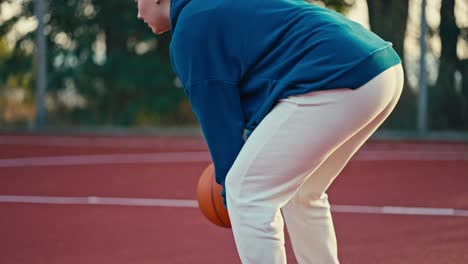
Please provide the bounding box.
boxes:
[210,174,227,227]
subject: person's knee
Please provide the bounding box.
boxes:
[289,191,328,206]
[225,173,267,211]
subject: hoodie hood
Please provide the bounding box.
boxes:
[170,0,191,33]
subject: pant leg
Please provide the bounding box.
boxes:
[281,64,404,264]
[225,64,404,264]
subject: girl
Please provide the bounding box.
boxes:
[135,0,404,263]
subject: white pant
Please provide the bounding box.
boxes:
[225,64,404,264]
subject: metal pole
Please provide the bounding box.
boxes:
[418,0,428,134]
[35,0,47,128]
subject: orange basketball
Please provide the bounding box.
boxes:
[196,163,231,228]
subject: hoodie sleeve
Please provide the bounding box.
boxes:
[186,79,245,188]
[169,5,249,192]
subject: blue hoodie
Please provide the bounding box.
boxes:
[169,0,401,195]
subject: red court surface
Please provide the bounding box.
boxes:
[1,134,467,263]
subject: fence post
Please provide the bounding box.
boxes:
[418,0,428,134]
[35,0,47,128]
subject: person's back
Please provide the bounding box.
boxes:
[170,0,400,131]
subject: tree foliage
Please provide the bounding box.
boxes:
[0,0,355,128]
[367,0,467,131]
[15,0,467,130]
[1,0,189,127]
[430,0,467,130]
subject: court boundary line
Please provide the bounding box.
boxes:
[0,150,467,168]
[0,135,205,149]
[1,195,467,217]
[1,134,468,148]
[0,152,211,167]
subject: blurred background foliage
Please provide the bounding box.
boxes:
[0,0,467,131]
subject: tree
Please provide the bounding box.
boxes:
[367,0,416,130]
[430,0,467,130]
[0,0,190,127]
[0,37,35,126]
[0,0,355,128]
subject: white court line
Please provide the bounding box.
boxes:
[0,152,211,167]
[2,135,468,151]
[0,150,467,168]
[355,150,468,161]
[0,195,467,217]
[0,195,198,208]
[0,135,204,149]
